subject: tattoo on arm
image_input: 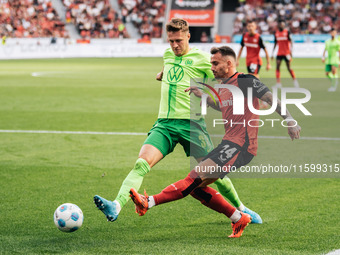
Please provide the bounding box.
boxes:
[260,92,292,119]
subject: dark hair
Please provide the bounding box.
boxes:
[166,18,189,33]
[330,28,336,32]
[247,19,256,25]
[210,46,236,59]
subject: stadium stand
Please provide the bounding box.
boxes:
[63,0,129,38]
[0,0,66,38]
[119,0,165,39]
[233,0,340,35]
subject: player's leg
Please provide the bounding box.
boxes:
[207,141,262,223]
[114,144,162,206]
[328,65,338,91]
[185,121,245,213]
[131,141,254,214]
[190,186,251,238]
[189,122,261,223]
[214,177,241,207]
[325,65,333,80]
[94,122,173,221]
[130,155,251,237]
[325,64,334,91]
[274,57,282,88]
[285,57,299,88]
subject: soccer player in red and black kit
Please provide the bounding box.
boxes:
[130,46,301,238]
[272,20,299,88]
[236,20,271,77]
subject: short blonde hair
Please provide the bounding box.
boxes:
[166,18,189,33]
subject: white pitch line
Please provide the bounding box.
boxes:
[326,249,340,255]
[0,130,147,136]
[0,129,340,141]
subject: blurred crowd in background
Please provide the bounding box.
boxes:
[0,0,339,40]
[233,0,340,35]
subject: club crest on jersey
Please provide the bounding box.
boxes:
[185,59,193,66]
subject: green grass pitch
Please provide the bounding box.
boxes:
[0,57,339,254]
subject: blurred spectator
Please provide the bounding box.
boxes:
[233,1,340,35]
[200,32,209,43]
[0,0,66,38]
[63,0,129,39]
[119,0,165,38]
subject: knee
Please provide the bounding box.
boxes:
[138,153,153,166]
[133,158,150,176]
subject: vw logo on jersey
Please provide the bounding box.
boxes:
[167,65,184,83]
[185,59,193,66]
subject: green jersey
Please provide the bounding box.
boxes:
[158,47,214,119]
[325,38,340,65]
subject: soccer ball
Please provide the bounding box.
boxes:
[54,203,83,232]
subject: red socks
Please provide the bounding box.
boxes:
[276,70,280,83]
[153,170,236,218]
[153,170,201,205]
[191,186,236,217]
[277,69,296,81]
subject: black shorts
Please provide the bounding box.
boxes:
[203,140,254,178]
[247,64,261,74]
[277,55,291,62]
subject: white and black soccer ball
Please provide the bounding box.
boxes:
[54,203,83,232]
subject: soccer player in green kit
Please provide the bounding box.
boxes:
[322,28,340,92]
[94,18,262,223]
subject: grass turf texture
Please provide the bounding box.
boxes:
[0,58,339,255]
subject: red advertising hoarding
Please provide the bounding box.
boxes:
[169,0,215,26]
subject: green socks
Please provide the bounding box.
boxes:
[333,74,338,88]
[327,73,338,88]
[114,158,150,208]
[214,177,242,208]
[327,73,334,80]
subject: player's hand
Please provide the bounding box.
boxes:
[156,71,163,81]
[266,63,271,71]
[287,121,301,141]
[185,86,202,98]
[321,57,325,63]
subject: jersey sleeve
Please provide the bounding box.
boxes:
[238,74,270,99]
[198,51,214,78]
[241,35,245,47]
[259,36,265,49]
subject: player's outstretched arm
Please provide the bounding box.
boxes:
[185,86,221,111]
[156,67,164,81]
[260,91,301,141]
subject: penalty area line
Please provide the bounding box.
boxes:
[0,130,340,141]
